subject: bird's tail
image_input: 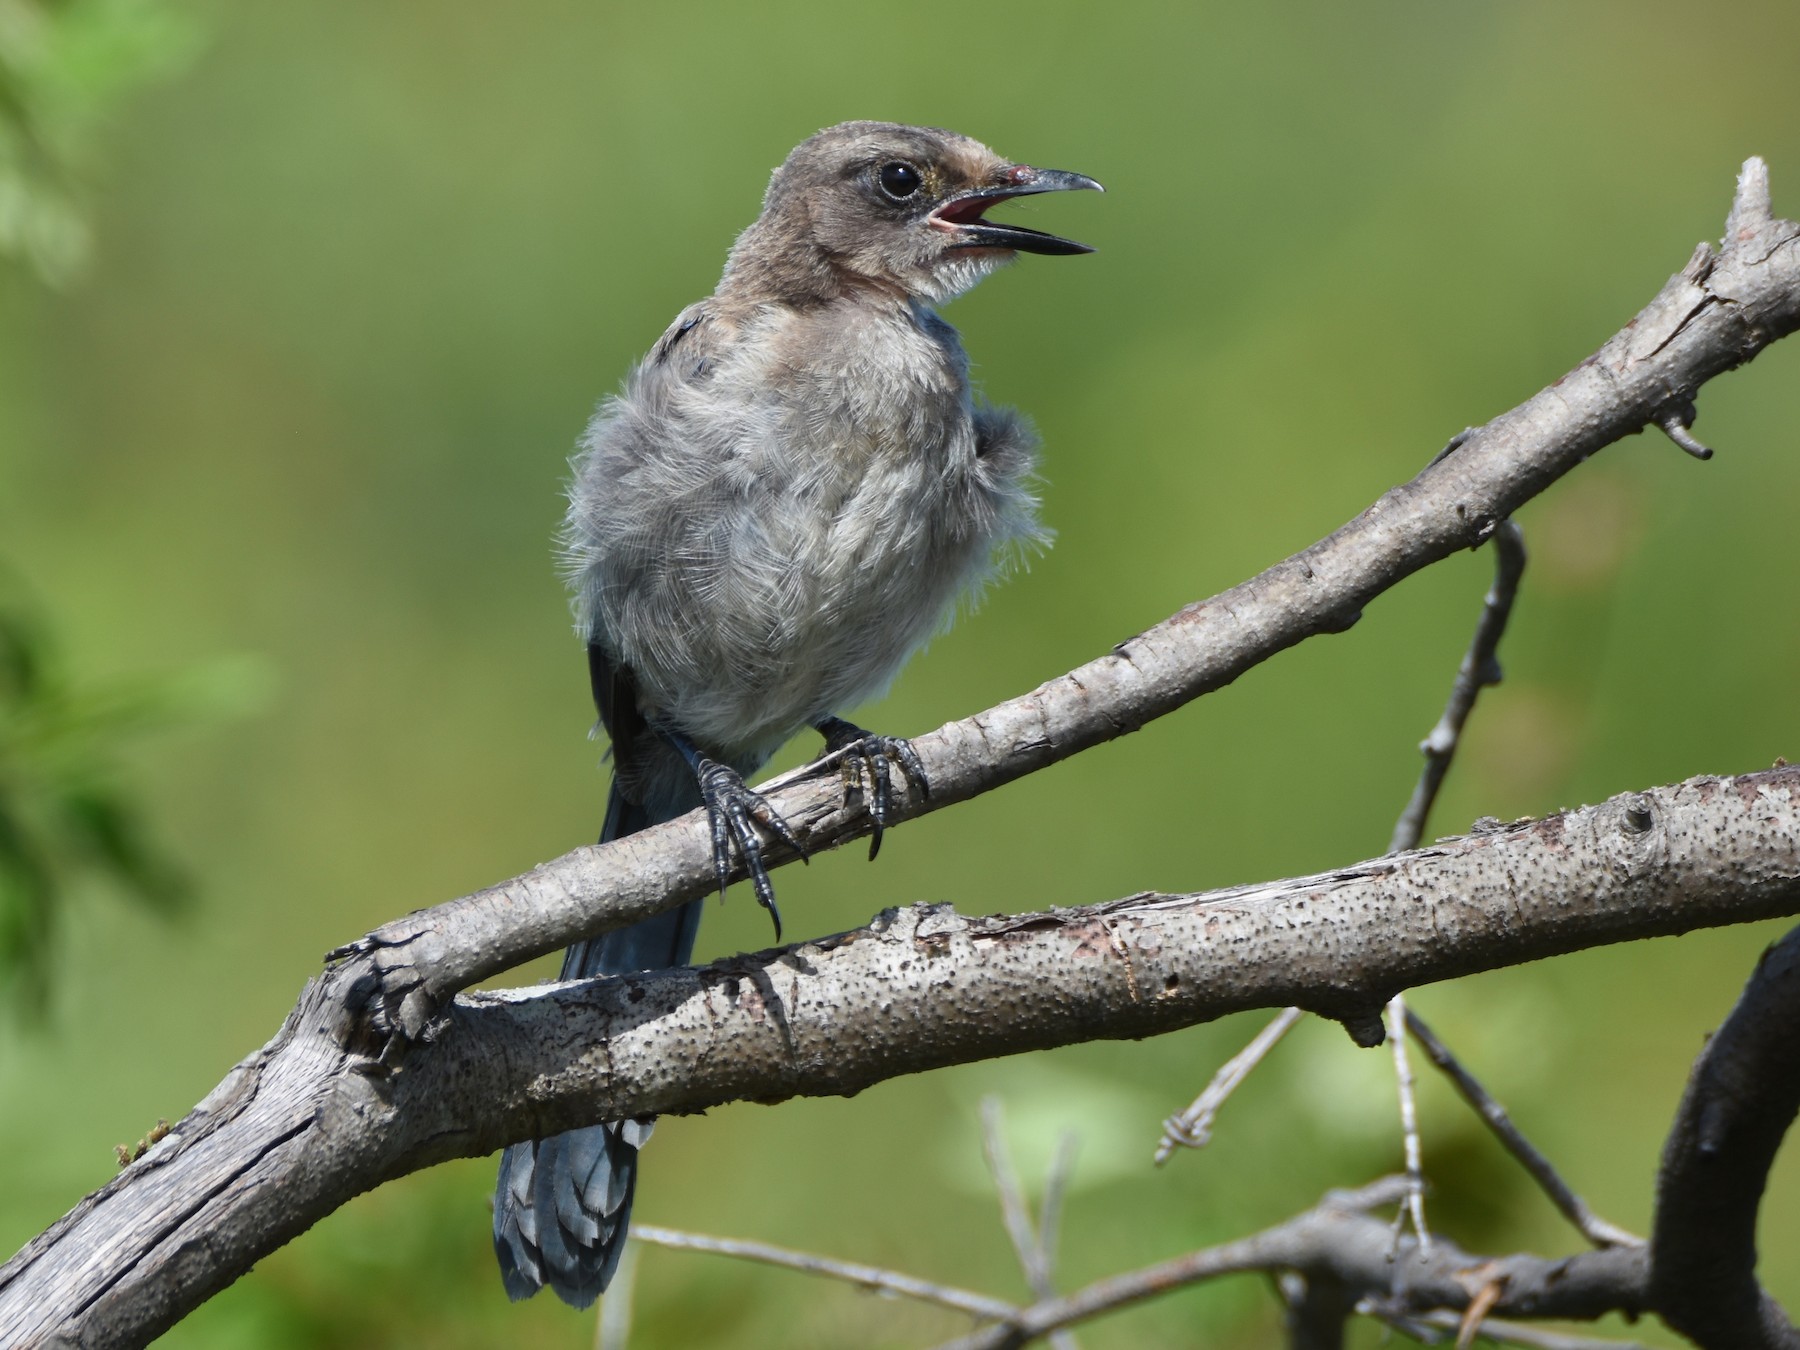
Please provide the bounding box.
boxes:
[492,781,703,1308]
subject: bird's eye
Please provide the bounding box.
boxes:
[877,161,922,200]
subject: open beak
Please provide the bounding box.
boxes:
[930,167,1104,256]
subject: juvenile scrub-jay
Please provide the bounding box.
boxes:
[493,121,1100,1307]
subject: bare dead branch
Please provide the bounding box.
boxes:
[2,160,1798,1348]
[931,1176,1657,1350]
[1166,512,1524,1231]
[1386,997,1431,1253]
[1389,520,1527,855]
[2,767,1797,1347]
[1384,1309,1654,1350]
[1156,1005,1303,1162]
[331,158,1800,1051]
[1403,1007,1640,1250]
[980,1099,1078,1350]
[629,1225,1017,1322]
[1037,1131,1077,1293]
[1456,1278,1506,1348]
[596,1242,637,1350]
[1650,925,1800,1349]
[1657,409,1714,460]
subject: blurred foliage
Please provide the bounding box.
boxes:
[0,0,202,284]
[0,569,265,1019]
[1,1,1798,1346]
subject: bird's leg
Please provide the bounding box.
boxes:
[656,725,806,940]
[814,717,929,861]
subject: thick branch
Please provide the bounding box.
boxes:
[4,162,1797,1349]
[339,160,1800,1046]
[1651,924,1800,1349]
[3,768,1797,1346]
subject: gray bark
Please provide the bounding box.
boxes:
[343,160,1800,1048]
[4,768,1797,1348]
[1,160,1797,1348]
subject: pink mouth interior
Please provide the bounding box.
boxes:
[932,195,1002,227]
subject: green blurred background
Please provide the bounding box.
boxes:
[4,1,1799,1345]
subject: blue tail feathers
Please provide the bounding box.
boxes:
[492,782,703,1307]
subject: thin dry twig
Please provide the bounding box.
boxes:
[1457,1278,1506,1348]
[1658,409,1714,461]
[596,1241,638,1350]
[1156,1005,1304,1163]
[1037,1131,1079,1295]
[1161,519,1526,1170]
[981,1099,1078,1350]
[1390,519,1527,855]
[628,1225,1017,1322]
[930,1179,1411,1350]
[1377,1308,1655,1350]
[1379,523,1529,1265]
[1387,995,1431,1254]
[1403,1008,1641,1250]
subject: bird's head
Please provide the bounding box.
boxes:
[722,121,1102,306]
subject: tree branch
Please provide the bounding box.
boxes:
[629,1226,1017,1322]
[2,160,1797,1349]
[336,158,1800,1048]
[931,1177,1654,1350]
[1650,924,1800,1349]
[3,767,1796,1346]
[1404,1007,1641,1251]
[1389,519,1526,855]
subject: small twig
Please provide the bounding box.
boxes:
[1657,408,1714,461]
[1389,519,1527,855]
[1379,522,1525,1264]
[629,1225,1017,1322]
[1403,1008,1641,1249]
[931,1179,1435,1350]
[1037,1131,1079,1286]
[597,1240,638,1350]
[1457,1278,1505,1348]
[1156,1005,1304,1162]
[1377,1308,1656,1350]
[981,1099,1078,1350]
[1726,154,1774,239]
[981,1098,1046,1288]
[1387,996,1430,1255]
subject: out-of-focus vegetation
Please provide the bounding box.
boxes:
[0,0,202,284]
[0,0,213,1019]
[0,568,269,1019]
[0,570,179,1017]
[1,2,1797,1346]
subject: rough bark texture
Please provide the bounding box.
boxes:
[340,160,1800,1050]
[0,161,1796,1349]
[2,769,1798,1347]
[1651,926,1800,1349]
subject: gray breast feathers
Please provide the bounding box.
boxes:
[561,297,1045,762]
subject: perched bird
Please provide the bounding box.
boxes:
[493,121,1100,1307]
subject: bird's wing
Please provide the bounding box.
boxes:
[586,640,646,770]
[650,301,711,370]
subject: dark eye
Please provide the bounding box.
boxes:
[877,161,922,200]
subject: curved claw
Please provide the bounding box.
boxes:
[694,758,805,941]
[815,719,931,860]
